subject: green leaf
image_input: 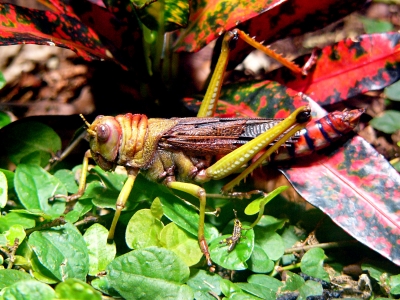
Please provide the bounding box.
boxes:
[64,198,93,223]
[220,279,243,297]
[159,222,203,266]
[0,121,61,166]
[245,186,288,215]
[0,171,7,208]
[4,224,26,245]
[0,168,14,190]
[14,164,66,218]
[370,110,400,134]
[187,269,222,300]
[280,271,306,292]
[385,80,400,101]
[28,222,89,281]
[0,212,36,233]
[137,0,190,31]
[91,276,121,298]
[247,244,274,273]
[126,209,164,249]
[83,223,116,276]
[0,72,5,89]
[235,282,276,299]
[209,226,254,270]
[281,225,306,249]
[253,227,284,261]
[17,240,58,284]
[361,17,393,34]
[298,280,323,300]
[54,169,78,194]
[159,190,216,240]
[362,263,386,282]
[1,279,56,300]
[0,269,32,289]
[390,274,400,295]
[106,247,193,299]
[150,197,163,219]
[248,274,283,291]
[0,111,10,130]
[55,278,102,300]
[82,166,138,211]
[300,248,330,282]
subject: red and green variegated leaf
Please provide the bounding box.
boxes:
[136,0,190,31]
[270,32,400,106]
[69,0,143,68]
[173,0,366,55]
[37,0,76,15]
[183,80,310,118]
[0,4,112,62]
[280,136,400,265]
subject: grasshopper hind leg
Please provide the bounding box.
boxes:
[166,180,212,266]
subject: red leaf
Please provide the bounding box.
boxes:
[281,136,400,265]
[271,33,400,105]
[0,4,112,62]
[173,0,366,57]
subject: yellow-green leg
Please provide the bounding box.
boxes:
[52,150,91,201]
[107,168,139,241]
[166,181,212,266]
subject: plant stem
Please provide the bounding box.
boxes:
[285,240,358,254]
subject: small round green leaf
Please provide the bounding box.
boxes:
[245,186,288,215]
[0,269,32,289]
[385,80,400,101]
[209,227,254,270]
[254,228,284,261]
[300,248,330,282]
[0,212,36,233]
[390,274,400,295]
[370,110,400,134]
[14,164,66,217]
[150,197,163,219]
[55,278,102,300]
[247,244,274,273]
[126,209,164,249]
[280,271,306,292]
[4,224,26,245]
[187,269,222,300]
[159,222,202,266]
[1,279,56,300]
[106,247,193,299]
[28,222,89,281]
[0,121,61,165]
[54,169,78,194]
[298,280,323,300]
[220,279,242,297]
[83,223,116,275]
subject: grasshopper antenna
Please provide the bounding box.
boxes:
[80,114,96,136]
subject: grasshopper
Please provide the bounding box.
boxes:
[58,30,361,266]
[220,210,244,252]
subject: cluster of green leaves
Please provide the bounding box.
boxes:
[0,119,374,299]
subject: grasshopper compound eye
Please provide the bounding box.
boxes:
[97,124,110,143]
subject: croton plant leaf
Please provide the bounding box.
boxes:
[270,32,400,106]
[0,3,113,61]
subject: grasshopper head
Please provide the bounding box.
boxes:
[82,115,122,171]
